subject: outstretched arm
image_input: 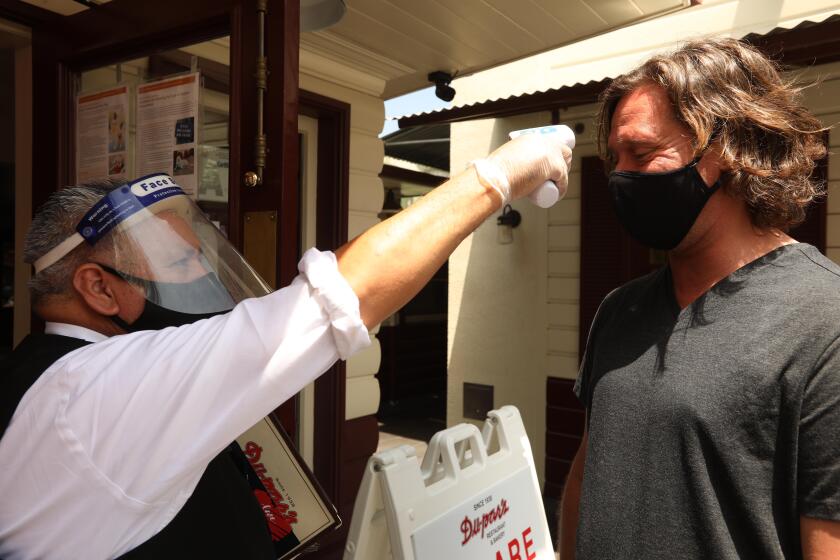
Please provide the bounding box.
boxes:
[337,133,572,327]
[559,428,587,559]
[802,517,840,559]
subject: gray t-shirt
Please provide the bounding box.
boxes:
[574,243,840,559]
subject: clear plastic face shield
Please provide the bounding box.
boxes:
[34,174,271,319]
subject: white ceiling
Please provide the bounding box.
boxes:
[19,0,689,97]
[21,0,108,16]
[324,0,689,97]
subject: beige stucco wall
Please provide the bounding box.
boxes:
[449,111,555,485]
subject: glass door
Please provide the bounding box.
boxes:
[30,0,302,435]
[77,38,232,234]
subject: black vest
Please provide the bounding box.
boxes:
[0,334,275,559]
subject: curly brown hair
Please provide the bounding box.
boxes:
[597,37,828,231]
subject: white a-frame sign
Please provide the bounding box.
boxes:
[344,406,555,560]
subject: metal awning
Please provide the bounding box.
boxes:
[398,0,840,127]
[383,124,450,172]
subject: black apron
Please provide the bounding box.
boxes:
[0,333,275,559]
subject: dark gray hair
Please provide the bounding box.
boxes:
[24,180,123,307]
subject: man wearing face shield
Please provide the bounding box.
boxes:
[0,133,571,560]
[559,39,840,559]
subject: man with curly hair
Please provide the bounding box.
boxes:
[559,38,840,559]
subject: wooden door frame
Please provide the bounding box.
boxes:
[299,87,350,500]
[299,89,380,559]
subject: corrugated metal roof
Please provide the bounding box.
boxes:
[383,124,450,171]
[395,0,840,121]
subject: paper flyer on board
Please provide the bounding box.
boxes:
[76,85,129,183]
[135,73,199,197]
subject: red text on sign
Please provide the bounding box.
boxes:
[494,527,537,560]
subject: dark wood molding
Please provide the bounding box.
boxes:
[276,0,301,287]
[300,88,351,497]
[299,88,351,253]
[543,377,584,543]
[59,0,233,70]
[226,1,247,250]
[380,164,445,187]
[31,27,73,210]
[300,88,367,560]
[251,0,300,437]
[0,0,61,27]
[148,51,231,94]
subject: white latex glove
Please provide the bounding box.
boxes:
[472,133,572,207]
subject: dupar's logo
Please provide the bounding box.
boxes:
[130,175,176,197]
[243,441,299,541]
[460,498,510,546]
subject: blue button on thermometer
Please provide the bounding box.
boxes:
[508,125,575,208]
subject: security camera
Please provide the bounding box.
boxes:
[428,71,456,102]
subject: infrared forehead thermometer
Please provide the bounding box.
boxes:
[509,125,576,208]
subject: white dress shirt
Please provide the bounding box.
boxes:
[0,249,370,560]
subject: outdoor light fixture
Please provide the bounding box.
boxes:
[496,204,521,245]
[301,0,347,32]
[428,71,456,102]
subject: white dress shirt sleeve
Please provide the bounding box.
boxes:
[52,248,370,505]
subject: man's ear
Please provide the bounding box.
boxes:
[73,263,121,316]
[698,139,730,188]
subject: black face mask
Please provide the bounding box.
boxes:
[608,158,721,250]
[98,264,235,332]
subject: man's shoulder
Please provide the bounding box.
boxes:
[603,267,667,308]
[789,243,840,287]
[780,243,840,319]
[585,268,670,335]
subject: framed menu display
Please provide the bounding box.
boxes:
[234,415,341,558]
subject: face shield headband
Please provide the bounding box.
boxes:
[34,173,186,274]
